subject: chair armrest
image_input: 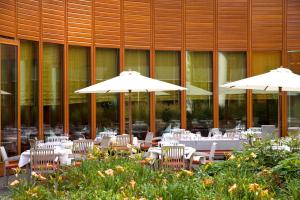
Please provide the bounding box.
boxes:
[5,155,20,162]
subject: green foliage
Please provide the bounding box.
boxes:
[9,139,300,200]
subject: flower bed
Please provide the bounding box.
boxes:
[9,139,300,200]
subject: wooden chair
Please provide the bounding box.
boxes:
[140,132,154,151]
[29,139,37,149]
[47,136,69,143]
[71,139,94,161]
[112,135,130,150]
[30,148,59,176]
[99,136,111,150]
[160,146,185,170]
[0,146,20,186]
[36,142,60,149]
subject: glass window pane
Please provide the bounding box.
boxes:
[1,44,18,156]
[125,50,150,139]
[43,44,63,139]
[20,40,39,152]
[252,51,281,127]
[219,52,246,130]
[69,46,90,139]
[288,51,300,128]
[96,48,119,133]
[186,51,213,136]
[155,51,180,136]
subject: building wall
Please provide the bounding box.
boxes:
[0,0,300,148]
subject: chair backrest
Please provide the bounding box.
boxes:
[30,148,58,174]
[144,132,154,146]
[29,139,36,149]
[100,136,111,149]
[72,139,94,154]
[209,142,217,161]
[161,146,185,169]
[208,128,220,137]
[0,146,8,164]
[115,135,130,147]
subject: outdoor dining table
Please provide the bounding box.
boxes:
[178,138,246,151]
[18,147,72,168]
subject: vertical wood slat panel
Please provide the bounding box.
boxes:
[67,0,92,45]
[42,0,65,44]
[218,0,248,50]
[17,0,40,40]
[185,0,214,51]
[124,0,151,48]
[287,0,300,50]
[94,0,120,47]
[154,0,182,49]
[252,0,283,50]
[0,0,16,38]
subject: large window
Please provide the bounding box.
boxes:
[155,51,180,136]
[125,50,150,139]
[69,46,90,139]
[20,40,39,151]
[288,51,300,128]
[219,52,246,130]
[1,44,18,156]
[96,48,119,133]
[43,44,63,139]
[186,51,213,136]
[252,51,281,127]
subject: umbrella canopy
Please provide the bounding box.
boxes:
[76,71,186,93]
[76,71,186,143]
[221,67,300,92]
[221,67,300,136]
[0,90,11,95]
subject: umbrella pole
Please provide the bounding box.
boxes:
[278,87,282,137]
[128,90,133,144]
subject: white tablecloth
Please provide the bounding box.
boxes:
[179,138,246,151]
[18,148,72,167]
[148,146,196,160]
[37,141,73,149]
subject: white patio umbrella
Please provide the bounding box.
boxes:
[221,67,300,136]
[75,71,186,143]
[0,90,11,95]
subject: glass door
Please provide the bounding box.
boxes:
[0,42,19,156]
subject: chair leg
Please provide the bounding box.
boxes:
[4,167,8,186]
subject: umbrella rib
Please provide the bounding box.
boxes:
[105,90,111,93]
[264,86,268,91]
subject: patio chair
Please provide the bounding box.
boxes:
[47,136,69,143]
[30,148,59,176]
[190,142,217,167]
[112,135,130,150]
[71,139,94,162]
[0,146,20,186]
[160,145,185,170]
[99,136,111,150]
[140,132,154,151]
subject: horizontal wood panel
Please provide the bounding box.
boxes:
[218,0,248,50]
[94,0,120,47]
[124,0,151,48]
[67,0,92,45]
[287,0,300,50]
[154,0,182,49]
[252,0,283,50]
[17,0,40,40]
[186,0,214,50]
[42,0,65,43]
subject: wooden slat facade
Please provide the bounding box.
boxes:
[287,0,300,50]
[218,0,248,50]
[0,0,299,141]
[252,0,283,50]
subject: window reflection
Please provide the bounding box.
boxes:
[1,44,18,156]
[219,52,246,131]
[69,46,90,140]
[186,51,213,136]
[125,50,149,139]
[96,48,119,133]
[252,51,281,127]
[43,43,63,139]
[288,51,300,128]
[20,41,39,152]
[155,51,181,136]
